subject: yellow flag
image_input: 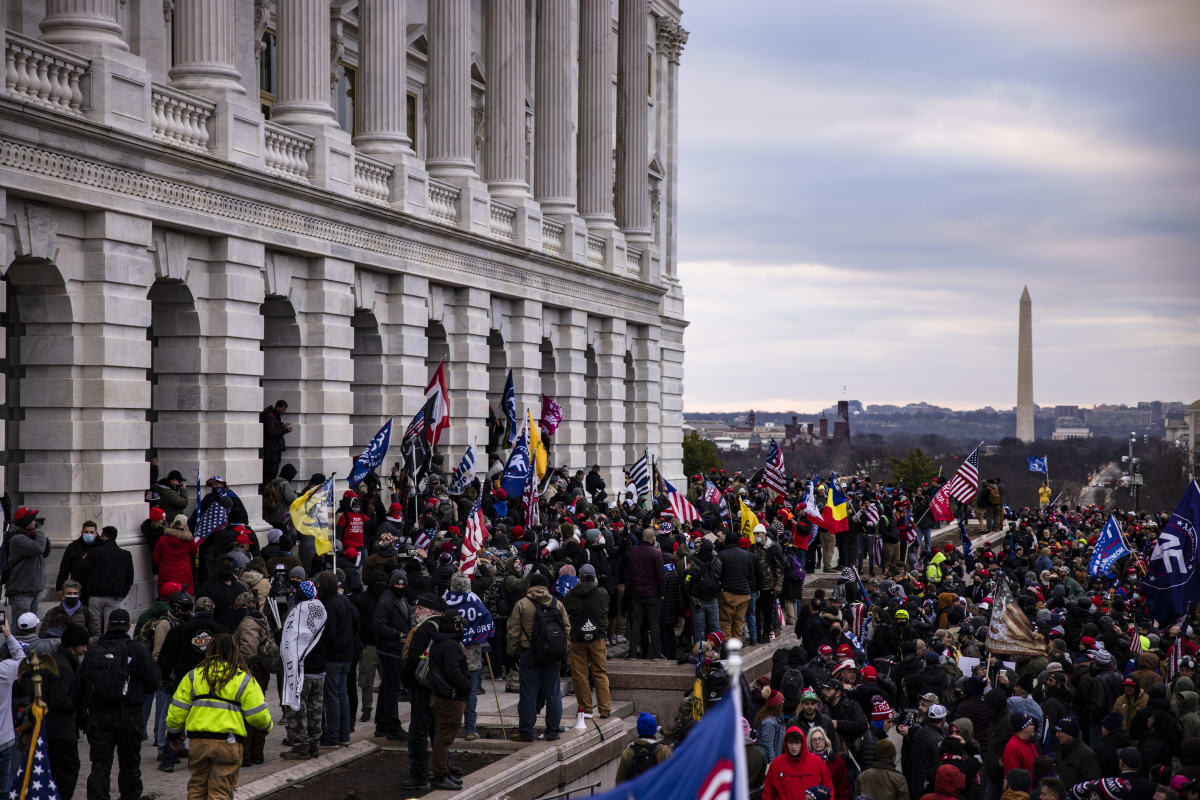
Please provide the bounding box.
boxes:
[528,410,547,480]
[739,498,758,543]
[290,477,334,555]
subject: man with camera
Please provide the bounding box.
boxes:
[4,506,50,620]
[261,398,293,486]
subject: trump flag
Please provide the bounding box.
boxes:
[1142,480,1200,625]
[349,417,392,488]
[1088,515,1130,578]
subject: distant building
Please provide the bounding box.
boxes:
[833,400,851,442]
[1052,427,1092,441]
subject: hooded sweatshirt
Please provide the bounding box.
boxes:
[506,585,571,655]
[920,764,966,800]
[763,726,834,800]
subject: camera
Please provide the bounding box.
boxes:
[270,563,290,597]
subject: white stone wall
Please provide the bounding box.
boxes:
[0,0,687,600]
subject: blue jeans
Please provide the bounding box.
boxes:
[517,649,562,739]
[322,661,352,744]
[692,599,719,644]
[0,740,16,795]
[918,527,932,555]
[746,593,758,641]
[463,668,483,734]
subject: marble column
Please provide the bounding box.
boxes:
[427,0,490,232]
[40,0,127,52]
[507,299,544,423]
[484,0,528,196]
[382,274,432,421]
[443,288,491,457]
[551,309,588,470]
[354,0,429,215]
[168,0,243,94]
[658,322,684,480]
[657,20,687,280]
[616,0,650,241]
[271,0,336,126]
[592,318,628,490]
[630,323,663,467]
[578,0,613,227]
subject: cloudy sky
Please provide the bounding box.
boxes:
[676,1,1200,413]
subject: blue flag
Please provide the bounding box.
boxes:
[501,369,517,447]
[1089,515,1131,578]
[349,417,393,488]
[1142,481,1200,625]
[587,687,749,800]
[501,428,532,501]
[1027,456,1048,474]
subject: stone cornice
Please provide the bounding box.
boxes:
[655,18,688,63]
[0,102,669,321]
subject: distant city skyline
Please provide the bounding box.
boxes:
[684,398,1193,415]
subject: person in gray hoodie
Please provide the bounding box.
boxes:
[5,507,50,619]
[0,621,28,795]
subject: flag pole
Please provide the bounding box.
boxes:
[329,471,338,573]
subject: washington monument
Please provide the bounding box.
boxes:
[1017,286,1034,443]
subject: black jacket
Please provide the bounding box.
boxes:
[36,647,83,741]
[322,593,359,663]
[261,407,288,454]
[196,577,250,631]
[717,546,756,595]
[157,614,229,687]
[83,631,159,712]
[75,540,134,599]
[373,589,413,656]
[429,622,471,701]
[353,584,384,647]
[564,579,609,642]
[401,615,440,685]
[55,537,95,593]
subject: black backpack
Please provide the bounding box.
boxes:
[630,741,658,778]
[83,639,131,705]
[780,667,806,704]
[482,578,510,618]
[570,596,600,643]
[695,559,721,599]
[531,598,568,663]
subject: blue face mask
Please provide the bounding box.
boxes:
[82,533,96,544]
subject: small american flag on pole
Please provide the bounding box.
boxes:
[762,439,787,495]
[1167,631,1184,682]
[1129,627,1143,657]
[665,479,701,524]
[945,444,982,504]
[459,495,487,576]
[195,499,228,543]
[523,468,540,530]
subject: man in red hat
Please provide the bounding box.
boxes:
[6,506,50,619]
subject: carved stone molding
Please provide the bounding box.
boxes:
[655,19,688,64]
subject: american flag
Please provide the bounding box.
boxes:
[402,397,432,442]
[1167,632,1183,682]
[665,479,701,524]
[864,501,880,526]
[763,440,787,495]
[195,498,228,543]
[523,468,540,530]
[628,450,651,501]
[14,715,60,799]
[1129,627,1143,657]
[872,534,884,569]
[459,495,487,577]
[946,444,982,504]
[414,527,435,551]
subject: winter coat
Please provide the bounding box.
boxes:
[154,480,190,520]
[261,406,288,455]
[6,528,49,594]
[44,600,100,643]
[157,614,229,689]
[564,579,609,643]
[816,749,851,800]
[763,727,834,800]
[857,757,909,800]
[1129,653,1164,693]
[625,541,665,598]
[152,524,196,594]
[662,563,683,623]
[54,536,94,593]
[76,539,134,599]
[951,694,994,750]
[1002,734,1038,774]
[36,648,83,742]
[234,612,270,665]
[373,589,412,656]
[1057,735,1101,787]
[719,546,757,595]
[919,765,966,800]
[240,569,270,613]
[429,622,471,701]
[196,577,249,631]
[686,550,723,602]
[507,586,571,656]
[1114,689,1148,733]
[321,591,359,663]
[911,722,947,797]
[83,631,160,711]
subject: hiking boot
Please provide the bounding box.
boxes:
[360,710,372,722]
[280,749,309,760]
[407,778,432,791]
[157,763,174,773]
[509,731,534,742]
[431,775,463,790]
[308,744,321,758]
[463,731,479,741]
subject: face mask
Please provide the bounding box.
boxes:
[63,596,81,611]
[81,533,96,544]
[391,586,407,597]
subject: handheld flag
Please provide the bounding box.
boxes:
[703,479,730,521]
[984,578,1046,656]
[762,439,787,496]
[1089,515,1131,579]
[1141,480,1200,625]
[290,476,335,556]
[446,444,476,496]
[803,478,825,527]
[584,688,749,800]
[1027,455,1048,474]
[424,359,450,447]
[459,494,487,576]
[348,417,393,488]
[17,703,60,800]
[629,450,651,502]
[500,426,532,502]
[501,369,517,447]
[821,478,849,534]
[930,444,981,522]
[738,498,759,543]
[665,479,701,524]
[527,410,547,480]
[195,496,229,543]
[523,467,540,530]
[539,394,562,435]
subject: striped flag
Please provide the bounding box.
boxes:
[665,479,701,524]
[1167,632,1183,682]
[945,445,982,503]
[703,479,729,521]
[459,494,487,576]
[628,450,651,501]
[803,478,825,527]
[523,468,540,530]
[851,602,866,639]
[872,534,884,569]
[447,443,476,495]
[763,439,787,495]
[864,501,880,527]
[195,497,228,543]
[1129,628,1143,658]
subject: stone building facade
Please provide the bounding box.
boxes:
[0,0,688,600]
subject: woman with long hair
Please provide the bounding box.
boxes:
[805,726,851,800]
[166,633,273,800]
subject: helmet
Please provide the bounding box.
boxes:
[895,609,910,621]
[168,591,195,619]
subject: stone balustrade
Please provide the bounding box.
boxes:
[587,233,606,267]
[542,218,566,256]
[3,30,88,117]
[489,200,516,242]
[150,83,214,153]
[353,153,392,205]
[626,246,643,275]
[263,121,313,182]
[428,179,460,224]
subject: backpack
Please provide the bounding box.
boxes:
[780,666,806,704]
[413,641,434,689]
[136,612,170,647]
[988,486,1002,504]
[570,596,600,643]
[262,480,281,517]
[251,619,281,673]
[629,741,659,778]
[695,559,721,600]
[785,554,805,583]
[530,598,568,664]
[83,639,131,705]
[482,578,510,618]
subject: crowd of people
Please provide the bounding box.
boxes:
[0,429,1195,800]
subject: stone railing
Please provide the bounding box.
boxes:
[586,233,605,267]
[626,246,643,275]
[3,30,88,117]
[541,218,566,256]
[150,83,214,153]
[427,179,460,224]
[263,121,312,182]
[489,200,516,242]
[353,153,392,205]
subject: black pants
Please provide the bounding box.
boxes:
[376,652,404,736]
[407,686,435,783]
[758,590,777,638]
[837,533,856,573]
[262,451,281,486]
[86,710,143,800]
[348,651,360,722]
[629,596,662,658]
[49,737,81,800]
[659,622,676,660]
